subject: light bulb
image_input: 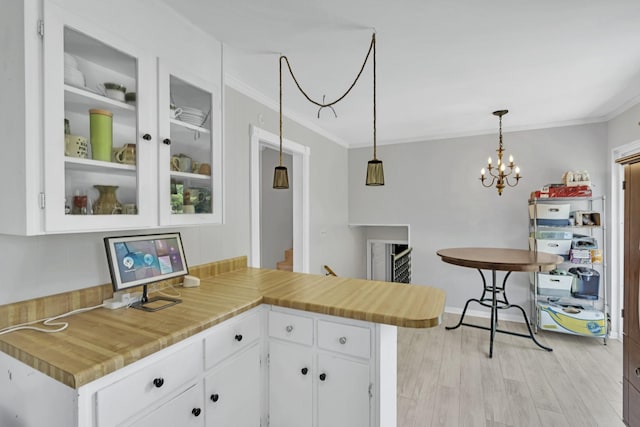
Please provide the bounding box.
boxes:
[500,163,505,172]
[481,168,485,177]
[487,157,492,165]
[509,155,514,164]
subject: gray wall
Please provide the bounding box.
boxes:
[0,84,365,305]
[349,123,608,316]
[260,148,293,269]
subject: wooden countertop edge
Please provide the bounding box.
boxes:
[0,262,446,389]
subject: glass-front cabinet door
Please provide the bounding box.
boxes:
[43,4,156,232]
[158,61,222,226]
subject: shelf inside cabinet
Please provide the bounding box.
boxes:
[171,119,210,134]
[170,171,210,182]
[65,157,136,176]
[65,85,136,126]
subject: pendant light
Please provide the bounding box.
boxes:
[274,32,383,188]
[273,55,289,189]
[366,33,384,186]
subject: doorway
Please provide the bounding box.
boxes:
[250,125,310,273]
[612,139,640,339]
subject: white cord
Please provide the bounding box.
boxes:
[0,303,105,336]
[149,283,181,299]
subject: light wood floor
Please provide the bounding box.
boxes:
[397,313,624,427]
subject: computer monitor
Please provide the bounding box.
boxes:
[103,232,188,311]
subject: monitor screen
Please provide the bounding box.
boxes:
[104,233,189,292]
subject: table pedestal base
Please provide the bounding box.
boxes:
[446,269,552,358]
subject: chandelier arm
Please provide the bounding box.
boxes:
[505,177,521,187]
[280,34,375,109]
[480,176,497,188]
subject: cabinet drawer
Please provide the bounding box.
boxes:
[269,310,313,346]
[317,320,371,359]
[205,310,262,369]
[96,341,202,427]
[127,382,204,427]
[627,337,640,392]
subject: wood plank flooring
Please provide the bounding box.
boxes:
[397,313,624,427]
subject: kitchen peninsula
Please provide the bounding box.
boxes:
[0,256,445,427]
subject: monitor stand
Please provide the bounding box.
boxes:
[131,285,181,312]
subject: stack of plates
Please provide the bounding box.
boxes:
[64,53,85,88]
[178,106,207,127]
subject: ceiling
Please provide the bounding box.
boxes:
[161,0,640,147]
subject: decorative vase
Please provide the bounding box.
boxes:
[93,185,122,215]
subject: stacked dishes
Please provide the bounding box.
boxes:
[178,106,207,127]
[64,53,85,88]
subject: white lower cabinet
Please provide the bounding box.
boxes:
[204,343,262,427]
[0,305,398,427]
[269,340,313,427]
[268,307,376,427]
[317,353,370,427]
[127,382,204,427]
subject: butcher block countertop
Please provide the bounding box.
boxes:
[0,259,445,389]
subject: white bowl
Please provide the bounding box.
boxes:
[64,53,79,69]
[64,72,85,88]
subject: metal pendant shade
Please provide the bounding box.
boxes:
[366,159,384,186]
[273,166,289,189]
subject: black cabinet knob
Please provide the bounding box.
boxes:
[301,367,308,375]
[163,138,171,145]
[235,334,243,342]
[210,393,220,402]
[319,373,326,381]
[192,408,201,417]
[142,133,152,141]
[153,378,164,388]
[636,367,640,377]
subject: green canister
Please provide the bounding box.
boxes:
[89,109,113,161]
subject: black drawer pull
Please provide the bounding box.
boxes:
[635,367,640,377]
[153,378,164,388]
[210,393,220,402]
[142,133,152,141]
[235,334,243,342]
[319,373,327,381]
[192,408,201,417]
[301,367,308,375]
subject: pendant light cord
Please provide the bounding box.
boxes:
[280,33,376,111]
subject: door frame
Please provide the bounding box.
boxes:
[366,239,409,280]
[611,139,640,339]
[250,125,310,273]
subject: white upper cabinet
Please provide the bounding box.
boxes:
[0,0,223,235]
[158,61,223,226]
[43,3,157,232]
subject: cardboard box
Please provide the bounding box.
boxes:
[531,185,592,199]
[573,211,601,227]
[537,302,605,337]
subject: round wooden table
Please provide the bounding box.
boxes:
[437,248,563,358]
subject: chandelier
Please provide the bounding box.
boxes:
[274,33,383,189]
[480,110,521,196]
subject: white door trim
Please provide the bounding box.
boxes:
[250,125,310,273]
[611,139,640,340]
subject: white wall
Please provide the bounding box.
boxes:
[349,123,608,316]
[260,148,293,269]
